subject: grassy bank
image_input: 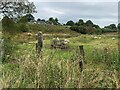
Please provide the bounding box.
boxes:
[1,32,119,88]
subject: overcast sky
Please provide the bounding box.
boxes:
[31,0,119,27]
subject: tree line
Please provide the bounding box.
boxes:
[2,14,118,34]
[66,19,118,34]
[0,0,118,34]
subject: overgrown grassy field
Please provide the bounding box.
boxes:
[1,30,120,88]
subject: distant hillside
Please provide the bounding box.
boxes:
[27,23,78,35]
[1,16,118,36]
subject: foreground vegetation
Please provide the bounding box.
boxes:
[1,31,120,88]
[1,0,119,88]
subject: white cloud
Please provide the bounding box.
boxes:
[111,13,118,17]
[33,2,118,27]
[43,8,65,15]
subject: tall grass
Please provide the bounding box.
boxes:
[1,32,119,88]
[1,42,119,88]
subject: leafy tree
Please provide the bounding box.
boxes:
[79,26,87,34]
[93,24,100,28]
[66,20,74,26]
[78,19,84,25]
[70,26,87,34]
[104,24,117,29]
[55,18,58,23]
[95,28,102,34]
[75,19,84,26]
[70,26,79,32]
[117,23,120,30]
[104,24,117,32]
[17,16,28,23]
[49,17,54,22]
[54,18,59,25]
[41,19,45,22]
[85,20,93,26]
[25,14,34,22]
[0,0,36,19]
[17,23,29,32]
[18,14,34,23]
[37,18,41,22]
[109,24,117,29]
[48,17,54,24]
[2,16,15,32]
[48,17,60,25]
[86,26,95,34]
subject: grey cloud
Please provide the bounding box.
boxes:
[33,2,118,27]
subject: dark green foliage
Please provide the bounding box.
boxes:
[70,25,97,34]
[66,20,74,26]
[26,14,35,22]
[41,19,45,22]
[48,17,60,25]
[69,19,117,34]
[2,16,15,33]
[70,19,96,34]
[18,14,34,23]
[2,15,30,33]
[49,17,54,22]
[78,19,84,25]
[2,15,117,35]
[85,20,93,26]
[2,38,19,63]
[55,18,58,23]
[75,19,84,26]
[70,26,87,34]
[117,23,120,30]
[94,28,102,35]
[102,24,117,33]
[109,24,117,29]
[18,16,28,23]
[37,18,41,22]
[86,26,95,34]
[79,26,87,34]
[101,28,117,33]
[93,24,100,28]
[16,23,29,32]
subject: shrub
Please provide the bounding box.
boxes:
[86,26,95,34]
[16,23,29,32]
[95,28,102,35]
[70,26,87,34]
[101,28,117,33]
[2,38,19,63]
[66,20,74,26]
[2,16,15,33]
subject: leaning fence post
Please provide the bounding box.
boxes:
[78,45,85,88]
[36,31,43,56]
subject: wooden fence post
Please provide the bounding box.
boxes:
[79,45,85,63]
[78,45,85,88]
[36,31,43,56]
[104,48,110,66]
